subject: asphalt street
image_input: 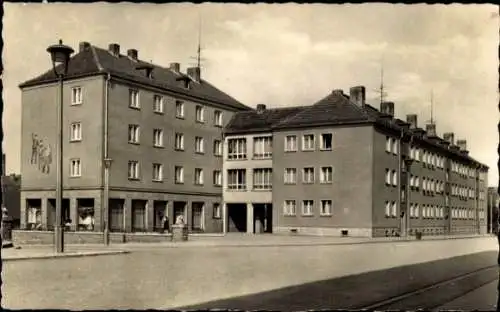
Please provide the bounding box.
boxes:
[2,237,498,310]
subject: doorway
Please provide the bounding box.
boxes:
[173,201,186,224]
[191,202,204,232]
[253,203,273,233]
[227,203,247,233]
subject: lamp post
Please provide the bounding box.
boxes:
[404,158,414,238]
[103,157,113,245]
[47,39,74,253]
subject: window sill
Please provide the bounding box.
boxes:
[129,106,141,110]
[152,180,163,183]
[175,181,184,184]
[70,139,82,143]
[212,216,222,220]
[302,182,315,185]
[194,184,204,186]
[214,124,223,128]
[301,214,314,217]
[252,156,272,160]
[175,148,185,152]
[284,150,297,153]
[71,102,83,106]
[320,214,332,217]
[252,188,272,191]
[176,116,185,120]
[225,188,247,192]
[284,182,297,185]
[301,149,315,152]
[69,176,81,179]
[153,111,164,115]
[226,157,248,161]
[283,214,297,217]
[320,148,332,152]
[128,141,140,145]
[214,154,222,157]
[153,145,165,149]
[128,178,140,181]
[195,120,205,124]
[320,181,333,184]
[195,152,205,155]
[214,184,222,187]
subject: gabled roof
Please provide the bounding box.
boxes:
[19,44,251,112]
[224,106,305,134]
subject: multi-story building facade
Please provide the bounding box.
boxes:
[19,41,250,234]
[223,86,489,237]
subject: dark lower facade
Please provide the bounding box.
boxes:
[20,189,223,234]
[226,202,273,234]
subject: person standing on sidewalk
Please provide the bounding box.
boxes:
[162,216,170,234]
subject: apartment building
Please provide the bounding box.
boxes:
[19,41,250,234]
[223,86,489,237]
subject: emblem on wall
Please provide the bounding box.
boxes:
[31,133,53,174]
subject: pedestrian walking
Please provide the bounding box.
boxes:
[163,215,170,233]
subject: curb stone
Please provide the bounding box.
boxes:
[2,250,130,262]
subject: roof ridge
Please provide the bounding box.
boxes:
[90,45,104,72]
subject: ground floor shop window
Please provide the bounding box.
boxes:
[132,200,146,232]
[77,198,95,231]
[26,199,42,230]
[109,199,125,232]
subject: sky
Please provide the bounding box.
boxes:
[3,3,499,185]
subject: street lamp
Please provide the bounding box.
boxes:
[47,39,74,253]
[103,157,113,245]
[403,157,414,238]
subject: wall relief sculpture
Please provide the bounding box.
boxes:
[31,133,52,174]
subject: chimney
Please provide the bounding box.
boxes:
[332,89,344,95]
[349,86,366,107]
[79,41,91,53]
[380,101,395,117]
[426,123,437,137]
[187,67,201,82]
[256,104,266,113]
[108,43,120,57]
[127,49,138,61]
[456,139,467,152]
[443,132,455,145]
[170,62,180,72]
[406,114,418,129]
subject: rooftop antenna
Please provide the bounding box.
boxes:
[189,13,206,78]
[429,89,435,125]
[373,61,388,105]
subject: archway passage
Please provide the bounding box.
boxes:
[227,203,247,233]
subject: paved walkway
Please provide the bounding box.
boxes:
[1,245,129,261]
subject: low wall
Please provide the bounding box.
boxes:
[12,230,174,245]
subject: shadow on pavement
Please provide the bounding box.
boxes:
[180,251,497,311]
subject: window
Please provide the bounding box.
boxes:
[320,200,332,216]
[128,161,139,180]
[152,163,163,181]
[385,169,391,185]
[214,110,223,126]
[128,125,140,144]
[213,140,222,156]
[253,136,273,159]
[227,169,246,190]
[175,133,184,151]
[253,168,272,190]
[302,200,314,216]
[153,129,164,147]
[153,95,164,113]
[392,170,397,186]
[70,159,81,177]
[285,135,297,152]
[415,148,420,161]
[303,167,315,184]
[302,134,315,151]
[194,168,204,185]
[195,137,205,154]
[283,200,296,216]
[70,122,82,141]
[391,201,397,217]
[386,137,392,153]
[175,166,184,184]
[385,201,391,217]
[227,138,247,159]
[213,170,222,186]
[320,133,333,150]
[175,100,184,118]
[213,203,221,219]
[195,105,205,122]
[415,204,419,218]
[284,168,297,184]
[320,166,333,183]
[129,89,140,108]
[392,139,398,155]
[71,87,83,105]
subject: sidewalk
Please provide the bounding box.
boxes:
[1,245,129,261]
[15,233,495,250]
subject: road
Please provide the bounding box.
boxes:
[2,236,498,310]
